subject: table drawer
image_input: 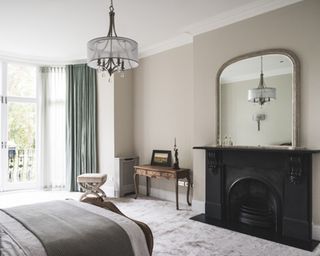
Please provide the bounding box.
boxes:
[135,169,147,176]
[146,170,161,178]
[161,172,175,179]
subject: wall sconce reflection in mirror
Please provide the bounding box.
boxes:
[253,113,266,131]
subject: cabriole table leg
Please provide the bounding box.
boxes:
[134,173,139,199]
[146,176,150,196]
[176,178,179,210]
[187,174,192,206]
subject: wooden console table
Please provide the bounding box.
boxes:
[134,165,192,210]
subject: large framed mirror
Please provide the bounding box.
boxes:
[217,49,300,148]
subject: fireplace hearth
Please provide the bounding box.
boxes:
[191,146,320,251]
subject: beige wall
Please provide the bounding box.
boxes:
[97,74,114,187]
[133,44,194,197]
[114,71,134,157]
[193,0,320,223]
[97,71,135,192]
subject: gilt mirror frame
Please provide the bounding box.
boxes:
[216,49,300,148]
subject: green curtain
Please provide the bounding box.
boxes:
[66,64,97,191]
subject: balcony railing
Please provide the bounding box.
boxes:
[8,148,36,183]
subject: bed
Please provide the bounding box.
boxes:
[0,198,153,256]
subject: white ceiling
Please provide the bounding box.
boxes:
[0,0,301,63]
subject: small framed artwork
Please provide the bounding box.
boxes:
[151,150,172,167]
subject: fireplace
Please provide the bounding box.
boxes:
[228,178,280,232]
[191,146,320,251]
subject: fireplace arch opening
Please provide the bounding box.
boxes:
[227,177,281,232]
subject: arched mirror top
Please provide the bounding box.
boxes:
[216,49,300,148]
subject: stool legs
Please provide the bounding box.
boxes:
[79,181,107,201]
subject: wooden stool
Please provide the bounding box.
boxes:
[77,173,107,201]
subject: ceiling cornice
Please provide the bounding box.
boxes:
[138,33,193,59]
[0,50,85,66]
[139,0,303,59]
[184,0,303,36]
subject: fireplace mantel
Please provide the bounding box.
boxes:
[193,145,320,153]
[192,146,320,251]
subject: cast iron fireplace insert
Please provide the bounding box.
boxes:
[191,146,320,251]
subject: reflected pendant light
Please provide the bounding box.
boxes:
[248,56,276,106]
[87,0,139,76]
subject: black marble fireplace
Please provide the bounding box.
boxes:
[191,146,320,251]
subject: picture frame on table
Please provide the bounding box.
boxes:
[151,150,172,167]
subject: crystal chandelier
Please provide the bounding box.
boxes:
[248,56,276,106]
[87,0,139,76]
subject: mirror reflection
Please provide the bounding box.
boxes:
[219,54,293,147]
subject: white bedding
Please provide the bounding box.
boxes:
[0,200,150,256]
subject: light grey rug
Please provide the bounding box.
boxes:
[112,196,320,256]
[0,191,319,256]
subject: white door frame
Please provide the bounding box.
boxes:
[0,61,40,191]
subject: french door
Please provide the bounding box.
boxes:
[0,61,39,191]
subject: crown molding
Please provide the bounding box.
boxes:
[139,33,193,59]
[139,0,302,59]
[0,51,85,66]
[184,0,302,36]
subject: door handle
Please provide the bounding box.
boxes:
[1,141,7,149]
[0,96,8,104]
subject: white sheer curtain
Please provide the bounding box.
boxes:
[40,67,66,189]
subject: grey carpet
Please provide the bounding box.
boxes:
[112,196,320,256]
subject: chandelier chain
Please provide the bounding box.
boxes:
[109,0,114,11]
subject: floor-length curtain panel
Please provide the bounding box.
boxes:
[66,64,97,191]
[40,67,66,189]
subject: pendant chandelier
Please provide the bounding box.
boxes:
[87,0,139,76]
[248,56,276,106]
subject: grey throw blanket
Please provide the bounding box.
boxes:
[1,201,134,256]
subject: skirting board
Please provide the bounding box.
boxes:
[138,185,191,208]
[100,184,116,198]
[313,224,320,241]
[192,200,205,212]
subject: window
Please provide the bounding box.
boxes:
[0,62,39,190]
